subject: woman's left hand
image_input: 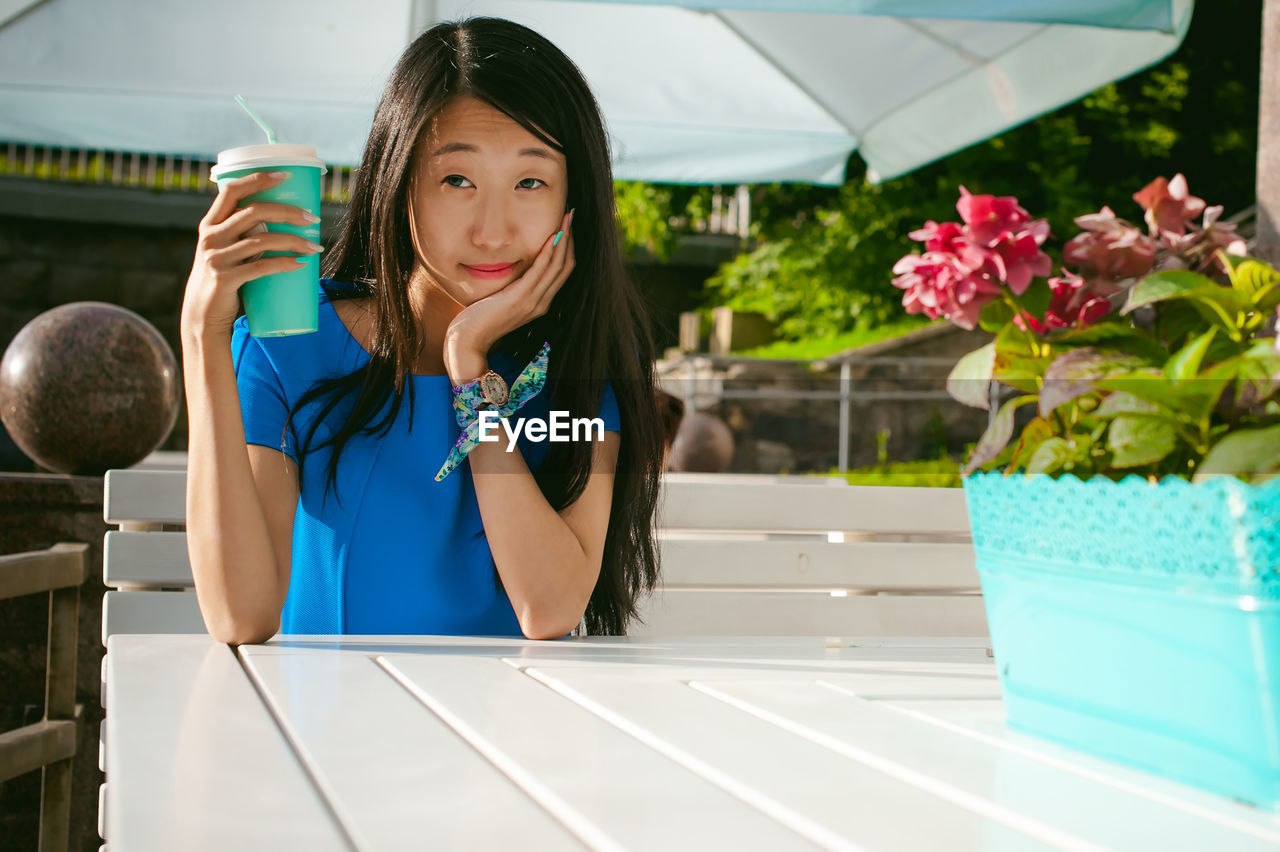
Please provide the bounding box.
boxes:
[444,209,574,378]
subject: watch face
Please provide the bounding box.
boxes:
[480,371,509,405]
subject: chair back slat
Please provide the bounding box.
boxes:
[103,470,186,525]
[658,539,977,591]
[631,592,989,637]
[102,591,205,644]
[104,532,191,588]
[658,479,970,535]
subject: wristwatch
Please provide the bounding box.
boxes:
[455,368,509,408]
[477,369,509,406]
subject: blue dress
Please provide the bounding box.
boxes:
[230,279,621,636]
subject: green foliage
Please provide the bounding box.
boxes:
[613,181,681,262]
[612,181,725,262]
[705,179,933,339]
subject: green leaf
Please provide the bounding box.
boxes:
[1008,416,1055,471]
[946,342,997,410]
[994,351,1050,394]
[1096,391,1158,417]
[1186,288,1251,335]
[1095,366,1234,424]
[994,321,1038,356]
[1122,270,1217,314]
[978,299,1015,333]
[1018,278,1053,324]
[1039,347,1148,417]
[1106,415,1179,468]
[1094,370,1184,413]
[1176,356,1241,422]
[1049,323,1169,362]
[1155,300,1213,353]
[1123,273,1250,339]
[1026,437,1076,475]
[1257,285,1280,314]
[1194,424,1280,481]
[963,395,1037,474]
[1226,257,1279,299]
[992,324,1049,393]
[1228,340,1280,410]
[1163,327,1217,384]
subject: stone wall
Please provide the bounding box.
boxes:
[658,323,993,473]
[0,178,348,472]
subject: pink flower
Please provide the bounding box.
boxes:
[952,187,1052,295]
[985,219,1053,295]
[1063,206,1157,280]
[1013,269,1113,334]
[891,251,1002,330]
[907,220,990,270]
[1132,174,1206,237]
[1157,205,1248,273]
[956,185,1032,246]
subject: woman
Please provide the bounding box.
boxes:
[179,16,664,644]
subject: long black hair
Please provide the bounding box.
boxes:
[285,16,664,636]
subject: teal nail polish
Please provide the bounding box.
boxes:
[553,230,563,246]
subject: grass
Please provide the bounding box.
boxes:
[803,456,967,488]
[731,318,941,360]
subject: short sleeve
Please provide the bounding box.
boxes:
[597,379,621,433]
[231,318,298,463]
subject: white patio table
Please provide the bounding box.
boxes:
[101,634,1280,851]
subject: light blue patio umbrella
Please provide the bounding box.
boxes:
[0,0,1192,185]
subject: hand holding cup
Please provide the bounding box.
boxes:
[181,170,324,345]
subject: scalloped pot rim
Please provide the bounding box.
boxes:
[963,470,1280,496]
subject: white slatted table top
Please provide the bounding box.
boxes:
[103,634,1280,851]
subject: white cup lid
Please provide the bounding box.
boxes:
[210,144,328,179]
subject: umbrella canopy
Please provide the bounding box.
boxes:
[0,0,1192,185]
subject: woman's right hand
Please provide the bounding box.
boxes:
[180,171,324,344]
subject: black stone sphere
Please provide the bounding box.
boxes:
[669,412,735,473]
[0,302,180,475]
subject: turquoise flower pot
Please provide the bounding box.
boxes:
[963,471,1280,807]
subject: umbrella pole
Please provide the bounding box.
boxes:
[1257,0,1280,263]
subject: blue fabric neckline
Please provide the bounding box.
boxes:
[320,280,517,381]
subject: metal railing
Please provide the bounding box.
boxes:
[0,142,754,237]
[1,142,356,203]
[659,353,961,473]
[0,542,89,852]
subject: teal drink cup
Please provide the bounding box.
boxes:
[210,144,327,337]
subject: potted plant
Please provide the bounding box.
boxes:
[892,176,1280,807]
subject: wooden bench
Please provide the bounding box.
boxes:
[101,467,984,640]
[0,542,88,852]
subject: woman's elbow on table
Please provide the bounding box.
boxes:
[520,612,582,641]
[205,614,280,647]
